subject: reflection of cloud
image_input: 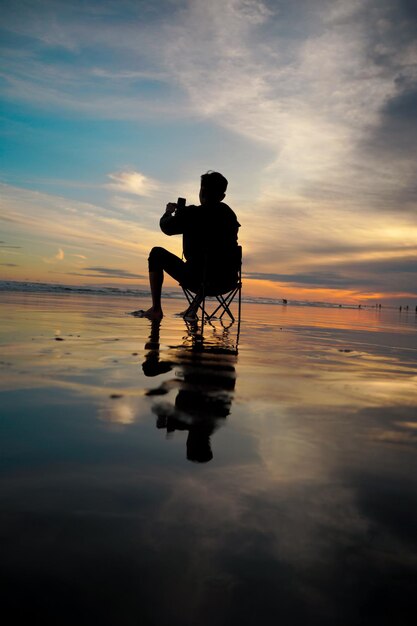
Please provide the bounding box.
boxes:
[2,302,417,621]
[106,171,159,197]
[98,398,138,426]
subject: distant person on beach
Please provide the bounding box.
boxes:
[135,171,240,319]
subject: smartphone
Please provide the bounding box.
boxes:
[177,197,186,212]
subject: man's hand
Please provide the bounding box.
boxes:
[165,202,177,215]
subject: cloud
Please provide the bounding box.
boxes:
[245,256,417,295]
[1,0,415,215]
[70,266,145,279]
[158,0,417,220]
[0,242,21,249]
[1,1,417,301]
[42,247,65,264]
[165,3,389,161]
[0,2,189,120]
[0,184,166,260]
[238,186,417,297]
[241,188,417,259]
[353,5,417,203]
[106,171,159,196]
[244,271,369,288]
[0,263,19,267]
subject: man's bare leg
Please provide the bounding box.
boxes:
[132,270,164,319]
[142,270,164,319]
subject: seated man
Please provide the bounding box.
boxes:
[138,171,240,319]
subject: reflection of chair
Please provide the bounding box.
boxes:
[182,246,242,325]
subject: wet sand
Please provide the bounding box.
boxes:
[1,293,417,625]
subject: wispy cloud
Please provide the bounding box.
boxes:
[115,0,411,236]
[43,248,65,264]
[0,241,21,249]
[0,183,161,255]
[0,2,189,119]
[245,256,417,295]
[70,266,145,279]
[2,0,415,210]
[0,184,176,284]
[244,271,365,287]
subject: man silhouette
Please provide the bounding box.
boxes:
[137,171,240,319]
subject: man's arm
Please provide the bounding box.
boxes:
[160,202,186,236]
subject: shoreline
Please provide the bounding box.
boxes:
[2,279,415,311]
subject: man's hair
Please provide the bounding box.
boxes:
[200,171,228,199]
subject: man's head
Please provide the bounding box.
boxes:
[200,171,228,205]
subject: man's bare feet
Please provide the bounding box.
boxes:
[131,306,163,319]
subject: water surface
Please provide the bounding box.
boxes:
[1,293,417,625]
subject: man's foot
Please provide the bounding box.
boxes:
[180,300,203,320]
[131,306,163,319]
[183,309,198,321]
[178,305,197,321]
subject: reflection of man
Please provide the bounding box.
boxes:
[137,171,240,319]
[155,407,216,464]
[142,321,237,463]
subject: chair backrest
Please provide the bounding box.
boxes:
[203,245,242,297]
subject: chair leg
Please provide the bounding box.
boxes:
[217,294,235,322]
[182,288,194,307]
[182,282,241,332]
[201,292,206,324]
[209,290,235,319]
[214,288,238,321]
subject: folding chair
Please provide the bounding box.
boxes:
[181,246,242,328]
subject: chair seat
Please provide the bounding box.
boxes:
[183,278,239,298]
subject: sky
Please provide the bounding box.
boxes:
[1,0,417,305]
